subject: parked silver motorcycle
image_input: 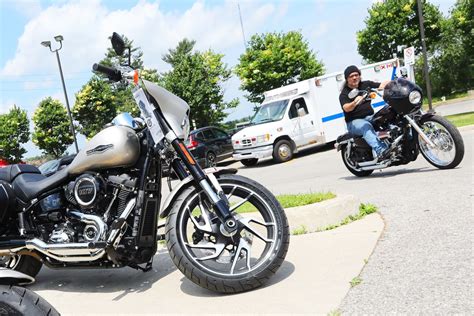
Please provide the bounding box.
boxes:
[0,33,289,294]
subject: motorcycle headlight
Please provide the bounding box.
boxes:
[409,90,422,104]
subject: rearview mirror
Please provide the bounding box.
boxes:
[111,32,125,56]
[400,68,408,78]
[348,89,359,99]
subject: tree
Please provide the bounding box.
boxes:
[235,31,325,104]
[162,39,238,128]
[73,76,118,138]
[32,97,74,158]
[357,0,444,63]
[426,0,473,96]
[0,106,29,163]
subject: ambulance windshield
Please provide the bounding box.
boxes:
[250,99,289,125]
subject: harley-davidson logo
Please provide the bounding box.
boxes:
[86,144,113,155]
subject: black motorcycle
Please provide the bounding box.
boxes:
[335,77,464,177]
[0,33,289,294]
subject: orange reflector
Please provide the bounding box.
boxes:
[370,92,377,99]
[179,143,196,165]
[133,70,139,85]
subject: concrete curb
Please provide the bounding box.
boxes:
[285,194,360,233]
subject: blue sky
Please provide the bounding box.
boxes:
[0,0,455,158]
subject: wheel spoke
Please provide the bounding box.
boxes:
[229,192,254,212]
[186,242,226,261]
[188,194,213,233]
[230,238,252,274]
[238,217,275,243]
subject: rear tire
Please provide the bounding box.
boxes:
[341,146,373,177]
[273,140,293,163]
[205,152,217,168]
[0,285,59,316]
[241,158,258,167]
[418,115,464,169]
[165,174,290,293]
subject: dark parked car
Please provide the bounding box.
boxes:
[185,126,233,168]
[38,154,76,177]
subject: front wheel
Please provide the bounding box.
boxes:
[273,140,293,163]
[165,174,290,293]
[418,115,464,169]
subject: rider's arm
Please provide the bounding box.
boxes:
[377,81,390,90]
[342,96,363,112]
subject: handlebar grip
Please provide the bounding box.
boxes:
[92,63,122,82]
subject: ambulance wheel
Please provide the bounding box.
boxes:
[241,158,258,167]
[273,140,293,163]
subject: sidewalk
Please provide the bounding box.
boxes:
[31,213,384,315]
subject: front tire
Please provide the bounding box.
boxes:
[165,174,290,293]
[341,145,373,177]
[418,115,464,169]
[0,285,59,316]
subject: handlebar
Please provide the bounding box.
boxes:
[92,63,122,82]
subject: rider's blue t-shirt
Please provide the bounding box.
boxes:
[339,80,381,122]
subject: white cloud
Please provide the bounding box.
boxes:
[1,0,277,77]
[4,0,43,18]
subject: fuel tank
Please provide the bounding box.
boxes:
[67,126,140,175]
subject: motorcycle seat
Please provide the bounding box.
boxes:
[12,168,69,202]
[0,164,41,183]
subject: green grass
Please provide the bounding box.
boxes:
[321,203,378,231]
[445,112,474,128]
[234,192,336,214]
[292,225,308,235]
[350,277,362,287]
[327,310,341,316]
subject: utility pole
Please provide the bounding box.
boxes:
[416,0,433,112]
[41,35,79,153]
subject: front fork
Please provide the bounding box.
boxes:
[166,132,237,233]
[404,114,436,148]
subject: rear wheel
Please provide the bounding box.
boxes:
[165,174,290,293]
[418,115,464,169]
[273,140,293,163]
[0,255,42,279]
[341,145,373,177]
[241,158,258,167]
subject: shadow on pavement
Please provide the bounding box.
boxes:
[30,249,176,300]
[339,166,443,180]
[178,260,296,297]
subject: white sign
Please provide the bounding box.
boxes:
[404,46,415,65]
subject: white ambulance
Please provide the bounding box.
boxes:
[232,58,412,166]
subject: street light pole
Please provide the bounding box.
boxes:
[41,35,79,153]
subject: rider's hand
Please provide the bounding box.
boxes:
[354,96,364,105]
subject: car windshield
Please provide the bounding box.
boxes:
[250,100,289,125]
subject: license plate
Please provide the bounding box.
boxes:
[133,88,164,144]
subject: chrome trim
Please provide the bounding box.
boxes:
[404,115,435,148]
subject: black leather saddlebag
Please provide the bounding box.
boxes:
[0,180,16,224]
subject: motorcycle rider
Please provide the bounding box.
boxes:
[339,65,390,159]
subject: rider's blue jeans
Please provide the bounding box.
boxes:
[347,115,387,156]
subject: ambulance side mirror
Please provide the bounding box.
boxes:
[400,68,408,78]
